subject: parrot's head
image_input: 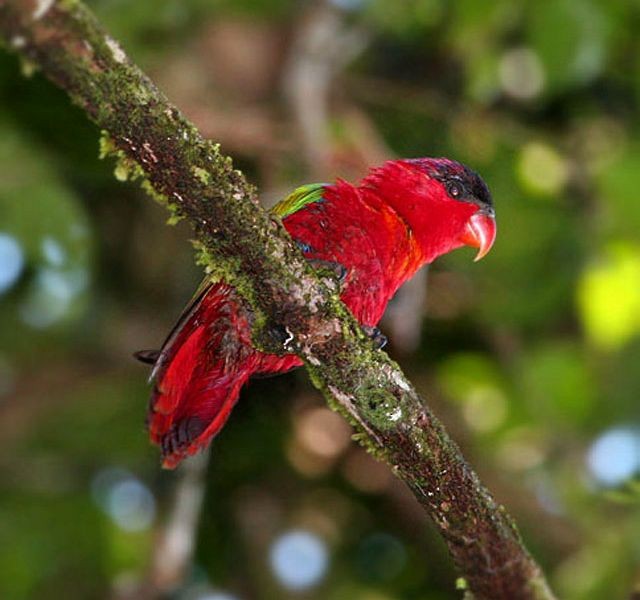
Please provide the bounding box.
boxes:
[365,157,496,264]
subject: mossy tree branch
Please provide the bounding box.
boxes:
[0,2,556,598]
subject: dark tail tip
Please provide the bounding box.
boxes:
[133,349,160,365]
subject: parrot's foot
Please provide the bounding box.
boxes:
[307,258,348,288]
[362,325,388,350]
[264,323,293,349]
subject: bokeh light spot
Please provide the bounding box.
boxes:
[499,48,545,100]
[342,448,393,493]
[270,530,328,590]
[295,407,352,459]
[496,428,546,472]
[437,353,509,434]
[0,232,25,295]
[41,236,67,267]
[517,142,569,196]
[108,479,156,532]
[578,243,640,351]
[91,467,156,532]
[19,267,88,328]
[587,427,640,487]
[461,386,507,433]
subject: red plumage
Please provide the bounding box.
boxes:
[143,159,496,468]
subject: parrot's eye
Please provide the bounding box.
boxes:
[446,181,464,199]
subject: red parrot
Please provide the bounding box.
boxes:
[136,158,496,468]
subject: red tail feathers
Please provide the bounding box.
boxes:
[146,283,260,468]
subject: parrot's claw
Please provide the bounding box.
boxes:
[361,325,388,350]
[266,323,291,347]
[307,259,348,288]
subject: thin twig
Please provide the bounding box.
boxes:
[282,0,367,175]
[148,450,210,594]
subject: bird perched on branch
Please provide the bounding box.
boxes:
[136,158,496,468]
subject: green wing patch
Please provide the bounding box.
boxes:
[271,183,327,219]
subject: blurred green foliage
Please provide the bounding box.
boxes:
[1,0,640,599]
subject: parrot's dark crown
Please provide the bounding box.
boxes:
[406,158,493,210]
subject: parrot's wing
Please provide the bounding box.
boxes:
[271,183,327,219]
[145,278,213,381]
[147,182,327,375]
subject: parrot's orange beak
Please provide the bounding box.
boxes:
[460,207,496,261]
